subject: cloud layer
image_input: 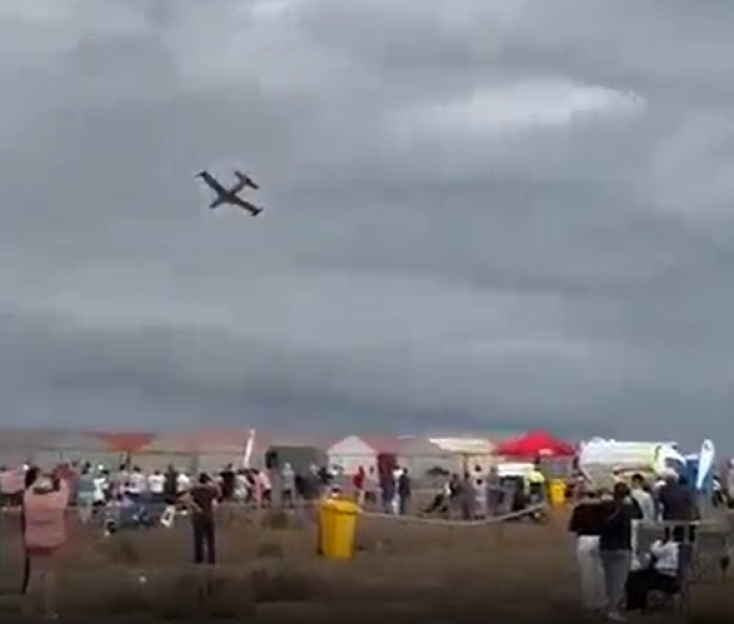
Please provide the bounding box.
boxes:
[2,0,734,447]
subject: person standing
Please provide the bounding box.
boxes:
[628,473,655,566]
[568,488,606,614]
[397,468,411,515]
[726,461,734,508]
[352,466,366,506]
[219,464,236,502]
[126,466,146,502]
[657,472,698,521]
[472,466,488,519]
[629,474,655,522]
[21,465,40,595]
[486,467,501,516]
[280,463,295,507]
[364,466,378,507]
[76,463,96,524]
[23,471,69,619]
[181,473,220,564]
[599,482,642,621]
[163,465,178,504]
[380,470,396,514]
[657,471,698,542]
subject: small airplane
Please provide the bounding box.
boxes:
[195,170,263,216]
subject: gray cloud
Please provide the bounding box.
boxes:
[2,0,734,449]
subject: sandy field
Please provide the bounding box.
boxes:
[0,507,731,622]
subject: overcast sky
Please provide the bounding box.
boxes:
[2,0,734,448]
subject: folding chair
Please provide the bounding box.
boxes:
[691,529,729,583]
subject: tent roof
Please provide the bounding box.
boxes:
[94,432,155,453]
[495,430,575,458]
[357,436,406,455]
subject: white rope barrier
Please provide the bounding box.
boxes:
[360,503,549,526]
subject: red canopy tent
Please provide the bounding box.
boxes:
[495,430,575,458]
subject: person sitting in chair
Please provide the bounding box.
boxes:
[626,525,684,612]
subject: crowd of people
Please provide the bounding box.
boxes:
[568,470,701,621]
[0,461,319,619]
[5,455,725,620]
[0,458,433,616]
[424,464,548,520]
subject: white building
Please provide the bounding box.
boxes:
[399,436,496,477]
[327,435,403,475]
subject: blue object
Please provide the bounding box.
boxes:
[682,456,713,495]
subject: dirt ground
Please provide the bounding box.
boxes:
[0,508,731,622]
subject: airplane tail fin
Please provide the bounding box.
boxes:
[251,207,263,216]
[209,197,225,209]
[235,171,259,190]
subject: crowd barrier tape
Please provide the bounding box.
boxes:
[360,503,549,526]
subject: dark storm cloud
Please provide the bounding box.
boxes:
[2,0,734,448]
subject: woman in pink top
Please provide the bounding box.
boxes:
[23,472,69,620]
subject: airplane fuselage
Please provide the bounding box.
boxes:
[209,191,238,209]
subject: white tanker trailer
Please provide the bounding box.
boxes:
[578,438,686,486]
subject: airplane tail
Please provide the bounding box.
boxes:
[235,171,259,190]
[251,207,263,216]
[209,198,225,209]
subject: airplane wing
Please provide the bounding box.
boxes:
[229,194,262,215]
[196,171,229,197]
[234,170,259,190]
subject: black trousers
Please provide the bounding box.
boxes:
[20,509,30,594]
[626,569,678,610]
[21,553,30,594]
[192,514,216,564]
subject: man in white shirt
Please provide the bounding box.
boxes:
[148,470,165,500]
[176,472,191,494]
[93,470,108,505]
[630,474,656,522]
[629,473,656,575]
[625,526,683,612]
[126,466,147,501]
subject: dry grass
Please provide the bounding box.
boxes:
[0,508,731,622]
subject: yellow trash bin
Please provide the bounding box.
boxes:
[549,479,567,507]
[318,498,360,560]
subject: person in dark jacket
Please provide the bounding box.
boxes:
[380,472,395,514]
[658,473,698,542]
[219,464,235,501]
[397,469,411,515]
[180,473,220,564]
[163,465,178,505]
[599,482,642,620]
[21,465,40,594]
[568,488,607,612]
[657,473,697,521]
